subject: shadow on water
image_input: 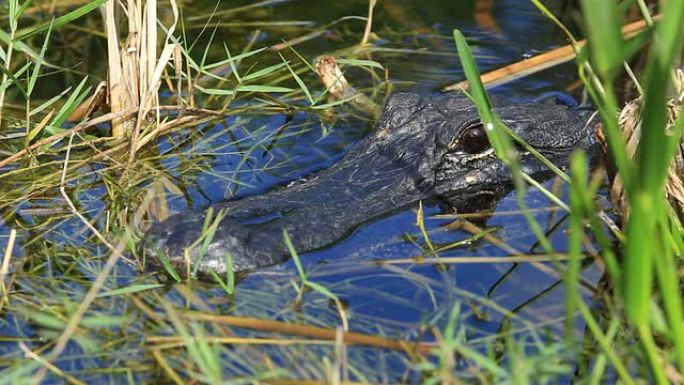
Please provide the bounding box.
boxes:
[0,0,604,383]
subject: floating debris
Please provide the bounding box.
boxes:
[315,55,380,118]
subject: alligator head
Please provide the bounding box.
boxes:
[142,92,596,277]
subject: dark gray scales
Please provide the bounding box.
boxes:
[142,92,597,277]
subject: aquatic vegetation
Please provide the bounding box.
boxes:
[0,0,680,384]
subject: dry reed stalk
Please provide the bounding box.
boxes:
[180,312,436,355]
[269,29,328,51]
[0,109,137,169]
[444,16,660,91]
[172,45,184,112]
[603,69,684,221]
[148,335,341,348]
[123,0,141,108]
[128,0,179,163]
[105,0,135,137]
[314,56,380,117]
[375,254,571,265]
[102,0,180,153]
[19,342,87,385]
[0,10,17,127]
[316,56,352,100]
[145,0,156,91]
[360,0,377,45]
[66,81,108,122]
[0,229,16,312]
[150,349,185,385]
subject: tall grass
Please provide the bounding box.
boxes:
[0,1,352,383]
[572,1,684,382]
[0,0,109,132]
[456,0,684,382]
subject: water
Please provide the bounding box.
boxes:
[0,0,603,383]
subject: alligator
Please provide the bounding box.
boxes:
[142,92,596,277]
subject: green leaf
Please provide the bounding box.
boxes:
[222,42,242,83]
[27,311,65,329]
[305,281,337,301]
[29,87,70,117]
[0,62,30,97]
[0,61,29,99]
[15,0,33,21]
[208,254,234,296]
[48,76,90,133]
[279,53,313,105]
[335,58,385,70]
[224,252,234,294]
[191,208,227,276]
[27,19,53,96]
[623,0,684,328]
[0,27,45,64]
[80,316,130,328]
[98,284,166,297]
[156,252,181,282]
[16,0,108,40]
[283,230,306,282]
[202,47,267,71]
[195,84,234,96]
[453,29,508,159]
[236,85,293,93]
[580,0,623,80]
[241,62,289,82]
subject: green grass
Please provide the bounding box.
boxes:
[455,0,684,383]
[576,1,684,382]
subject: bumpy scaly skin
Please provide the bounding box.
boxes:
[143,92,596,277]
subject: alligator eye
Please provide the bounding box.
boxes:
[453,123,490,154]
